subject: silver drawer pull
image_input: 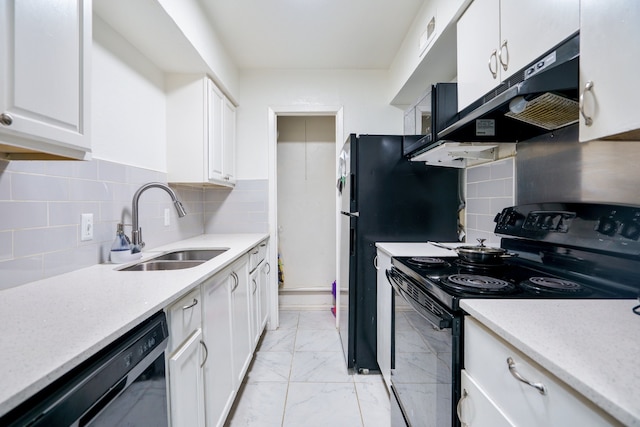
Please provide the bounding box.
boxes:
[182,298,198,310]
[200,340,208,368]
[507,357,547,395]
[579,80,594,126]
[456,388,469,427]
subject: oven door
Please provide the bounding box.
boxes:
[386,268,461,427]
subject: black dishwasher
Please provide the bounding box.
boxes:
[1,311,169,427]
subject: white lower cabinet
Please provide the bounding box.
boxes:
[202,265,236,427]
[461,316,622,426]
[230,256,252,386]
[258,260,270,331]
[375,249,392,390]
[166,242,269,427]
[166,288,205,427]
[168,329,206,427]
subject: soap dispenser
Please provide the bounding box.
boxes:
[110,223,133,264]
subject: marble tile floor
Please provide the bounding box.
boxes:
[225,309,390,426]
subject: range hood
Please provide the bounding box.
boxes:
[437,32,580,143]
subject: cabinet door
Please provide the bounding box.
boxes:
[222,97,236,184]
[259,261,270,331]
[459,370,515,427]
[500,0,579,81]
[167,287,202,354]
[249,267,261,350]
[0,0,91,159]
[231,256,252,385]
[168,329,206,427]
[456,0,500,111]
[202,270,235,427]
[579,1,640,142]
[375,250,392,390]
[207,80,224,182]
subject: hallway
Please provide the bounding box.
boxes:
[226,310,390,426]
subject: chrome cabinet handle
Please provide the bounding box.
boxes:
[252,278,258,294]
[498,39,509,71]
[182,298,198,310]
[200,340,208,368]
[373,255,379,270]
[456,388,469,427]
[488,49,498,79]
[230,272,239,292]
[579,80,594,126]
[265,262,271,274]
[0,113,13,126]
[506,357,547,395]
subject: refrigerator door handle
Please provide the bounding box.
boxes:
[341,211,360,217]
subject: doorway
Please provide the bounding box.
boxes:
[277,116,335,299]
[267,106,343,328]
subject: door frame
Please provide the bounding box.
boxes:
[267,105,344,329]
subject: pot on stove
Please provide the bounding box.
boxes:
[429,239,514,264]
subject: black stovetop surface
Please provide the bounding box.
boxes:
[392,254,638,311]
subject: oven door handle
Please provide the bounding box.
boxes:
[386,269,452,330]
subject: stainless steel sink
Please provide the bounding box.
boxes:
[118,248,229,271]
[120,260,206,271]
[151,249,228,261]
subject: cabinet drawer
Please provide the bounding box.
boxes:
[167,288,202,353]
[459,370,514,427]
[249,241,267,272]
[464,317,621,427]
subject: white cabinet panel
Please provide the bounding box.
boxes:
[166,74,236,187]
[167,288,202,353]
[579,1,640,142]
[459,370,514,427]
[0,0,91,160]
[202,269,235,427]
[168,329,206,427]
[230,256,252,385]
[375,249,392,390]
[463,317,622,427]
[456,0,578,111]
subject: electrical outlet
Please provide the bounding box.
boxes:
[164,208,170,226]
[81,213,93,241]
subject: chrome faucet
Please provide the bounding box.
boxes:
[131,182,187,251]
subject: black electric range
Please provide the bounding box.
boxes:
[387,202,640,427]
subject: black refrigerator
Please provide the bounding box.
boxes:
[338,134,460,372]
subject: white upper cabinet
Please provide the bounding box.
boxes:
[0,0,91,160]
[166,74,236,187]
[579,1,640,142]
[456,0,579,111]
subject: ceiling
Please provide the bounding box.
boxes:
[198,0,425,70]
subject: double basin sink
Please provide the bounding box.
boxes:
[119,249,229,271]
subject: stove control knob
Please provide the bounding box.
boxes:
[620,220,640,240]
[595,217,618,236]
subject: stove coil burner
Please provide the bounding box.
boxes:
[407,257,450,268]
[444,274,514,294]
[456,258,506,271]
[522,277,585,294]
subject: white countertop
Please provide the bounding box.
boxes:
[461,299,640,427]
[0,233,267,417]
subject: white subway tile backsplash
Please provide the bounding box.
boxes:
[0,201,48,230]
[14,226,77,257]
[465,157,515,245]
[0,256,43,291]
[12,174,69,201]
[0,158,267,289]
[0,231,12,260]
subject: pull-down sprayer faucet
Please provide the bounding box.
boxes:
[131,182,187,252]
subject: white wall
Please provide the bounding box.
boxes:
[277,116,336,290]
[236,69,404,180]
[92,15,167,171]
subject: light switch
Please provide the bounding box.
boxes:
[81,213,93,241]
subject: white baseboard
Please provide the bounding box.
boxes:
[278,287,334,311]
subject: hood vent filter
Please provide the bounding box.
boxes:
[504,92,579,130]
